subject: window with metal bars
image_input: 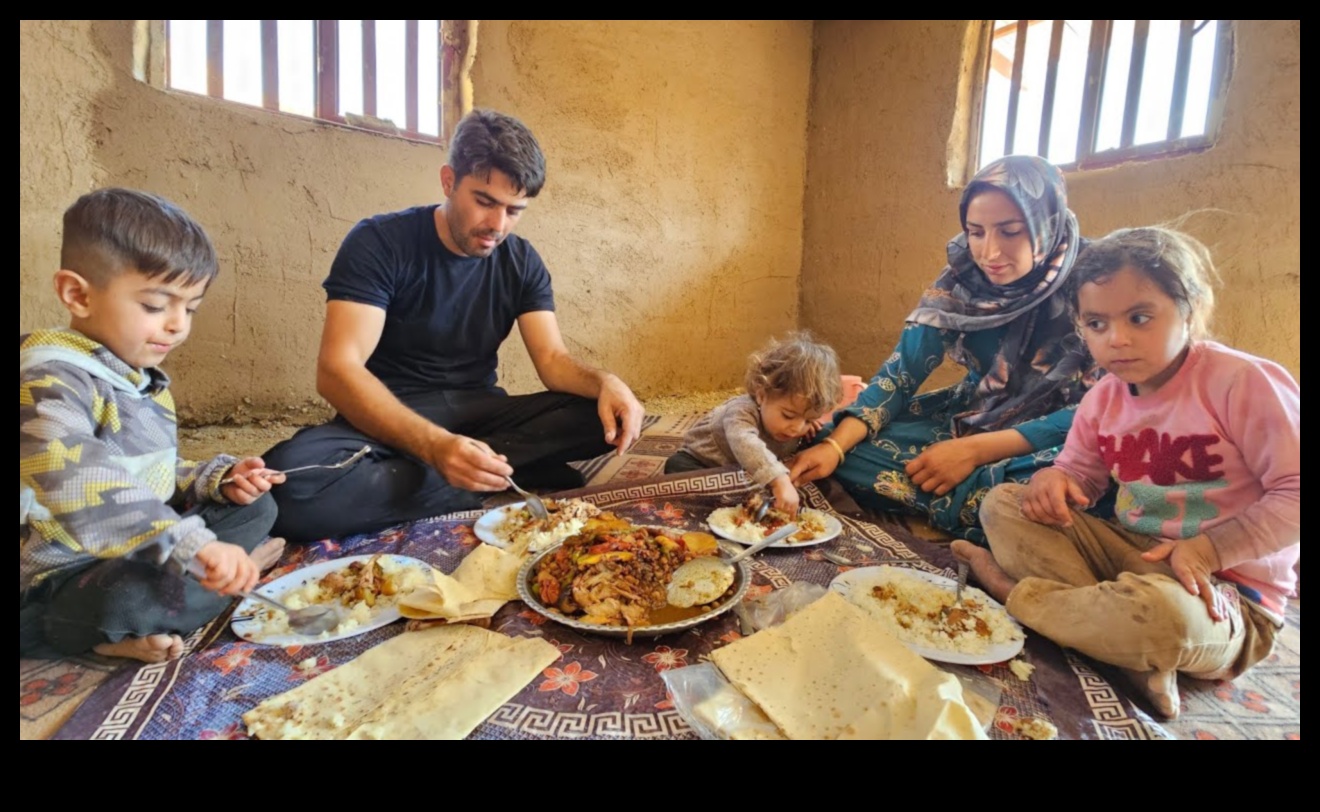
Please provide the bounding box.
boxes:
[165,20,450,143]
[975,20,1234,172]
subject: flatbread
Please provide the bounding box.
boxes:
[397,541,526,623]
[709,591,986,740]
[242,625,558,740]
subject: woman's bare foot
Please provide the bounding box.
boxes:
[950,539,1017,604]
[93,634,184,663]
[250,537,286,572]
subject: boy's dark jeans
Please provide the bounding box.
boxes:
[19,494,277,657]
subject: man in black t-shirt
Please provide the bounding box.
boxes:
[264,110,644,542]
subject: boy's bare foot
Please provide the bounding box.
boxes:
[93,634,184,663]
[949,539,1016,604]
[251,537,286,572]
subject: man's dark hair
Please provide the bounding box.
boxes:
[448,109,547,197]
[61,187,219,287]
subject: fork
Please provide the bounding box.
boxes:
[505,476,551,521]
[940,560,970,620]
[219,444,371,485]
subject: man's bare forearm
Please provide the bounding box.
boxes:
[316,361,448,459]
[537,350,613,399]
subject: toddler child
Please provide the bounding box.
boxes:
[665,331,842,516]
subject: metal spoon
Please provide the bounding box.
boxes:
[241,589,343,636]
[505,476,550,521]
[818,550,913,567]
[220,444,371,485]
[667,523,798,608]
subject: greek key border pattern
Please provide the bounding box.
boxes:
[482,704,694,739]
[1066,651,1172,740]
[86,626,209,740]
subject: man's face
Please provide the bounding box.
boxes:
[437,166,530,258]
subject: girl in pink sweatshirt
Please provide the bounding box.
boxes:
[955,226,1299,720]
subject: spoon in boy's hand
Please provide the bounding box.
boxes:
[239,589,343,636]
[187,561,341,636]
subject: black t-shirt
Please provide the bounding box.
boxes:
[323,205,556,395]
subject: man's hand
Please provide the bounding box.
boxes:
[426,433,513,491]
[598,375,644,455]
[769,474,800,518]
[192,541,260,596]
[1142,534,1228,622]
[905,438,978,496]
[788,443,840,485]
[1021,467,1090,526]
[221,457,287,505]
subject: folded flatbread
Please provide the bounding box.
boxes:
[242,625,558,740]
[397,539,527,623]
[709,591,986,740]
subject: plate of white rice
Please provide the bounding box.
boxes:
[474,498,601,552]
[706,506,842,548]
[830,565,1025,665]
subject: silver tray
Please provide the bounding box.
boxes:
[516,538,750,638]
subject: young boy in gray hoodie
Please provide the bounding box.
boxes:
[20,188,286,663]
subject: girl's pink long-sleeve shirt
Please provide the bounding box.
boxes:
[1054,341,1300,615]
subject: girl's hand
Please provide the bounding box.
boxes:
[770,475,800,518]
[221,457,287,505]
[905,438,978,496]
[787,443,839,485]
[1142,535,1228,622]
[803,419,824,440]
[1021,468,1089,526]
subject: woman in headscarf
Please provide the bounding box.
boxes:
[789,155,1102,544]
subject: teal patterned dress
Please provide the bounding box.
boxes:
[824,322,1077,544]
[819,156,1105,543]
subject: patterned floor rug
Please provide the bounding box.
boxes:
[21,413,1301,740]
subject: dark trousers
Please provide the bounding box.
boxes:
[19,495,278,657]
[664,450,709,475]
[263,389,613,543]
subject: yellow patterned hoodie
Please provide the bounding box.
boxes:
[19,329,237,593]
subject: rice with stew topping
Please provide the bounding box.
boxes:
[860,567,1023,655]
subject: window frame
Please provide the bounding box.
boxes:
[967,20,1235,175]
[143,20,470,147]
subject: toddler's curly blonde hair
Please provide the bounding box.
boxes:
[744,331,842,417]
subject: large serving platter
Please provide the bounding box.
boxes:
[516,537,750,639]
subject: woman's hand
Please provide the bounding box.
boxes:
[220,457,287,505]
[904,438,978,496]
[788,443,840,485]
[1141,535,1228,622]
[1021,468,1089,526]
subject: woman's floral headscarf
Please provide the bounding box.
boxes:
[908,155,1099,435]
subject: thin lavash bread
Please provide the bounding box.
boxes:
[242,624,558,740]
[708,590,987,740]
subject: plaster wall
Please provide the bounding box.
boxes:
[19,20,813,421]
[802,20,1301,384]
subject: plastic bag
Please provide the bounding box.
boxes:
[953,668,1003,733]
[661,662,785,740]
[741,581,827,632]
